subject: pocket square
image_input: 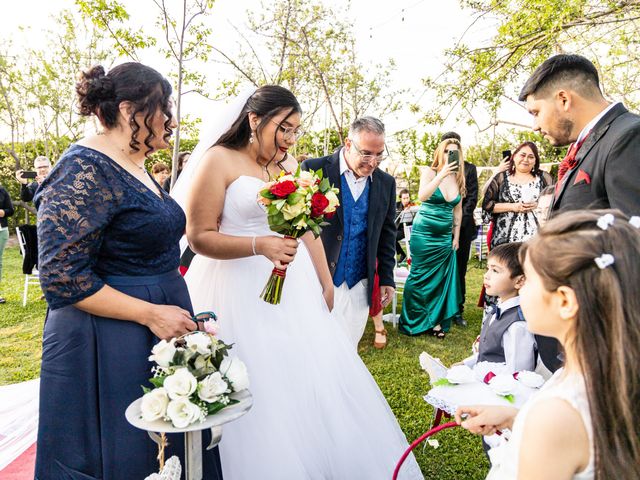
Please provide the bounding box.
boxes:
[574,169,591,185]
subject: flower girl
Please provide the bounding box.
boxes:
[456,209,640,479]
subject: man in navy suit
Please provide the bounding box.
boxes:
[302,117,397,347]
[519,53,640,372]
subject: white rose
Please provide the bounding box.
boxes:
[186,332,212,355]
[148,339,177,367]
[325,190,339,212]
[281,200,306,220]
[220,357,250,392]
[489,374,518,396]
[296,171,315,187]
[166,397,203,428]
[140,387,169,422]
[163,367,197,400]
[516,370,545,389]
[198,372,229,403]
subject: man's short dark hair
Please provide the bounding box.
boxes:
[441,131,461,142]
[518,54,602,102]
[488,242,523,278]
[399,188,410,196]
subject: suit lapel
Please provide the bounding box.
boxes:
[327,150,344,226]
[367,169,381,242]
[552,104,626,210]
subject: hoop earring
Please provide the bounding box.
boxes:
[249,131,255,144]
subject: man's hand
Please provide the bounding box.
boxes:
[380,285,395,308]
[15,170,28,185]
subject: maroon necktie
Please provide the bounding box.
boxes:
[557,133,590,187]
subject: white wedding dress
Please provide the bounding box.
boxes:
[185,175,423,480]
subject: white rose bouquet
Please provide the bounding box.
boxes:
[139,312,250,429]
[257,167,340,304]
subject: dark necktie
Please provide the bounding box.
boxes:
[557,133,590,187]
[491,305,501,320]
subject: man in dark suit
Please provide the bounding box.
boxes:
[519,53,640,372]
[15,155,51,202]
[302,117,397,347]
[441,132,478,327]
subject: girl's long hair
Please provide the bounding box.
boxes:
[520,209,640,480]
[431,138,466,197]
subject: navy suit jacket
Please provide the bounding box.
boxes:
[302,149,397,304]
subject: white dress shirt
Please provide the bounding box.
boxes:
[576,101,620,143]
[463,296,537,372]
[339,148,371,201]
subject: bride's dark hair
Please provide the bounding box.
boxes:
[215,85,301,165]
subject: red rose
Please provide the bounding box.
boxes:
[269,180,297,198]
[324,210,336,219]
[310,192,330,217]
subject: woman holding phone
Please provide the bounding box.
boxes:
[482,141,553,249]
[399,138,466,338]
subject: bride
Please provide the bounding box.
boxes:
[172,86,422,479]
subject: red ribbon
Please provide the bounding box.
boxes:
[271,268,287,278]
[483,371,496,384]
[513,372,519,380]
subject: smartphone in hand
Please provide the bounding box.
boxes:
[20,171,37,179]
[448,150,460,171]
[502,150,512,160]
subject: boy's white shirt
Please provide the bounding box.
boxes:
[463,296,537,372]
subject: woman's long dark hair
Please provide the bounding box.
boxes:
[215,85,301,167]
[509,141,541,176]
[76,63,173,157]
[520,209,640,480]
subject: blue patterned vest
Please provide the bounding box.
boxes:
[334,175,369,288]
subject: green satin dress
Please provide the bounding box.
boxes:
[399,187,462,335]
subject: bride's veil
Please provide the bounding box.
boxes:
[171,86,257,253]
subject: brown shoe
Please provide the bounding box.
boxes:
[373,328,387,349]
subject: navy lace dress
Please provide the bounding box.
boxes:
[34,145,223,480]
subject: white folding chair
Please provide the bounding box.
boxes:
[15,226,40,307]
[387,223,412,328]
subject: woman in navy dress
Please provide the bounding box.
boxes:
[34,63,223,479]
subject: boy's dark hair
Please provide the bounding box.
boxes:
[488,242,523,278]
[518,54,602,102]
[399,188,410,196]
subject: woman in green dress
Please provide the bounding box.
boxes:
[399,138,465,337]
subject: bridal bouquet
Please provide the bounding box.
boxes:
[139,314,250,428]
[257,167,340,304]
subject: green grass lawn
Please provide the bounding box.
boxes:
[0,244,489,478]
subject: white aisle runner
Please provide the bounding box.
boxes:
[0,379,39,472]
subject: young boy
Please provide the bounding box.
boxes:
[462,242,536,372]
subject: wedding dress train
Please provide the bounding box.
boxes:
[185,175,422,479]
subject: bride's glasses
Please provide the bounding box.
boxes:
[271,119,305,141]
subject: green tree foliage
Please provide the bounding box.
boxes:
[423,0,640,125]
[75,0,216,186]
[214,0,404,147]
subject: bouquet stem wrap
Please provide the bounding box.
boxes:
[260,236,294,304]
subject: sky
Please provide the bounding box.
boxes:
[3,0,535,149]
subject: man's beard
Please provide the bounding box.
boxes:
[550,117,574,146]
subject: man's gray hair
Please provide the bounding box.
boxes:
[34,155,51,166]
[348,116,385,138]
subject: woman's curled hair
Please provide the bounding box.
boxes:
[76,63,173,156]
